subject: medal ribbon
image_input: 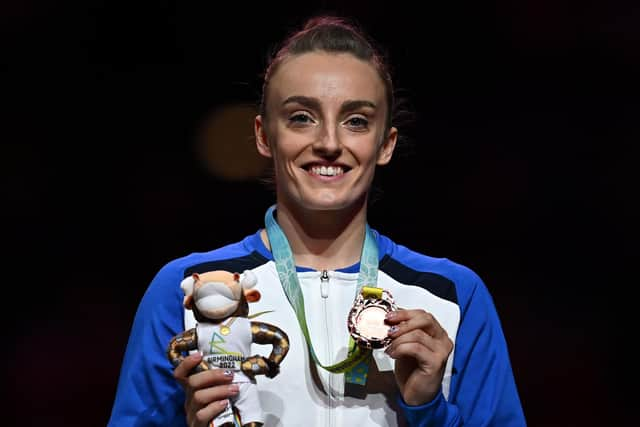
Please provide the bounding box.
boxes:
[264,205,377,382]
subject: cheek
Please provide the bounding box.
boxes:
[271,141,302,173]
[353,143,382,166]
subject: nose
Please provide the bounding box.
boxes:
[312,123,342,156]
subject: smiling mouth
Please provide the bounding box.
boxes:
[304,164,349,177]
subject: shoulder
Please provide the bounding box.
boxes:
[143,230,270,300]
[160,230,270,280]
[376,232,486,307]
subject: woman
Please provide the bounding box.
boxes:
[108,15,526,427]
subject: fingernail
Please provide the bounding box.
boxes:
[385,311,396,320]
[388,325,399,335]
[228,384,240,393]
[220,399,229,408]
[223,370,234,377]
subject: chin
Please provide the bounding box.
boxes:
[302,199,349,212]
[305,191,366,211]
[281,186,368,213]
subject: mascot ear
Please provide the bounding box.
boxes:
[240,270,257,289]
[181,275,197,296]
[181,275,197,310]
[244,289,261,303]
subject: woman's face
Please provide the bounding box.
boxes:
[255,51,397,214]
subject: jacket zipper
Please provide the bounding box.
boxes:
[320,269,334,427]
[320,269,330,298]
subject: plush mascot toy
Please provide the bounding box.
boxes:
[167,270,289,427]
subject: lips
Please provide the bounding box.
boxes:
[303,162,351,177]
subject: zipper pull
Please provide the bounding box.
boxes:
[320,269,329,298]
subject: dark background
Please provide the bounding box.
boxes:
[2,1,637,426]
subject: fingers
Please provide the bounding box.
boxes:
[186,367,236,391]
[173,359,238,427]
[385,309,447,339]
[386,329,452,361]
[174,353,204,384]
[191,399,232,427]
[188,383,239,427]
[191,382,239,407]
[385,309,453,363]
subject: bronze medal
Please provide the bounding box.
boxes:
[348,287,397,349]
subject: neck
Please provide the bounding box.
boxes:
[263,201,369,271]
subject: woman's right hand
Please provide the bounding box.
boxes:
[173,353,239,427]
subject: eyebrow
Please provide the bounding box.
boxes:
[282,96,377,113]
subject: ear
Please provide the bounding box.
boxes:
[376,126,398,166]
[244,289,261,303]
[255,115,272,158]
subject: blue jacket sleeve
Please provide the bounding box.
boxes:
[398,391,462,426]
[399,271,526,426]
[107,261,188,427]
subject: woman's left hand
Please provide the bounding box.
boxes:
[385,309,453,406]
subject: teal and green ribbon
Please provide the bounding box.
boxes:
[264,205,378,385]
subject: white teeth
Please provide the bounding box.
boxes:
[310,166,344,176]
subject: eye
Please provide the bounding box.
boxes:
[344,116,369,130]
[288,113,314,126]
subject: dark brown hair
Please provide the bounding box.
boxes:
[259,15,395,133]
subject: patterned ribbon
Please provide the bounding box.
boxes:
[264,205,378,385]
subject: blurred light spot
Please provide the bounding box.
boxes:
[196,104,269,181]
